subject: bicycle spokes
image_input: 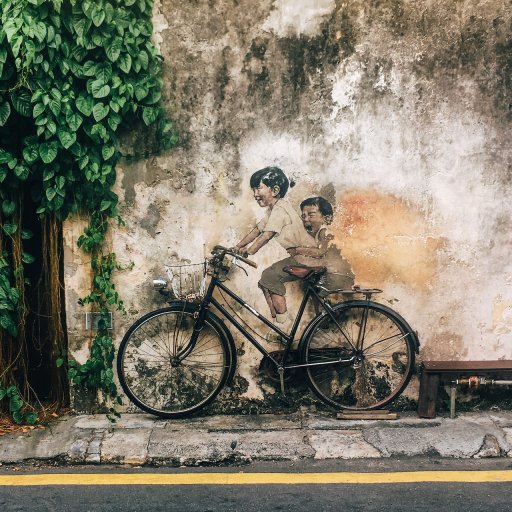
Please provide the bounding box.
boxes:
[303,303,415,410]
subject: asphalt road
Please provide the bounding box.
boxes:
[1,458,512,512]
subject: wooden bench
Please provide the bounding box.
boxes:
[417,360,512,419]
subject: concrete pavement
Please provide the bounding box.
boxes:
[1,410,512,466]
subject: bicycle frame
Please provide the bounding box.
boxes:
[177,265,357,374]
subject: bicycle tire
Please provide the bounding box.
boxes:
[117,303,232,418]
[299,301,416,410]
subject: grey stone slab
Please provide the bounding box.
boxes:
[304,412,442,431]
[101,428,153,464]
[0,424,93,463]
[73,416,112,430]
[147,428,313,465]
[364,418,509,458]
[163,413,302,432]
[487,411,512,428]
[147,429,241,465]
[502,427,512,457]
[309,430,382,459]
[113,415,166,429]
[235,430,314,460]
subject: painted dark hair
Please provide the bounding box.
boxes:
[300,196,334,218]
[249,167,294,198]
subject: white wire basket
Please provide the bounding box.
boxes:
[164,261,208,302]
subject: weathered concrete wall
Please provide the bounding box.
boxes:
[64,0,512,411]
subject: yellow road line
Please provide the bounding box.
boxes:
[1,471,512,486]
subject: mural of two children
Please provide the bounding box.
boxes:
[232,167,354,337]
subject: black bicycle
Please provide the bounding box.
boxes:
[117,246,420,418]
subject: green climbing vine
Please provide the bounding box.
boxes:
[0,0,176,422]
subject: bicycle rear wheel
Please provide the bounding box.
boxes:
[117,303,231,418]
[299,301,415,410]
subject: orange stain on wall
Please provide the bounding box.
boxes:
[330,190,444,289]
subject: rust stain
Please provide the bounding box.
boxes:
[330,189,445,289]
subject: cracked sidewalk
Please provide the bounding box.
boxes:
[1,410,512,466]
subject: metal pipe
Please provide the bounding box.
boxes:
[453,376,512,387]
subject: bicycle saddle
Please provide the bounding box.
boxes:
[283,266,327,279]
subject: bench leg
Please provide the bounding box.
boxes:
[450,384,457,419]
[418,372,440,418]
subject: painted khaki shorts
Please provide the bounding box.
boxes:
[258,257,303,296]
[258,257,355,297]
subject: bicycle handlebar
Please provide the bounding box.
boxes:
[212,245,258,268]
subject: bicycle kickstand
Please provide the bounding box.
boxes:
[277,367,292,407]
[278,367,285,395]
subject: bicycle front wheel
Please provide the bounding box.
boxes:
[300,302,415,410]
[117,304,231,418]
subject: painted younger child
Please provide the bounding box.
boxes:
[233,167,313,329]
[288,196,354,297]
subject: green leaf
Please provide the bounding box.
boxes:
[14,164,29,180]
[92,8,106,27]
[95,62,112,85]
[0,149,11,163]
[23,144,39,164]
[118,53,132,73]
[33,103,45,118]
[21,229,33,240]
[91,80,110,99]
[24,412,38,425]
[0,388,6,400]
[3,18,21,41]
[100,200,111,211]
[106,38,122,62]
[135,83,149,101]
[0,102,11,126]
[76,95,93,116]
[22,252,35,264]
[43,168,55,181]
[93,103,109,122]
[56,176,66,189]
[6,386,18,398]
[142,106,160,126]
[46,120,57,136]
[2,200,15,216]
[0,314,17,336]
[49,97,62,117]
[82,60,97,76]
[57,128,77,149]
[66,111,83,131]
[39,142,58,164]
[12,410,24,424]
[46,187,56,201]
[102,145,115,160]
[10,90,31,117]
[34,22,47,43]
[3,223,17,235]
[138,51,149,70]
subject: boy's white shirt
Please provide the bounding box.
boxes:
[256,199,313,250]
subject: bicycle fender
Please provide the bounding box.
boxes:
[164,301,238,385]
[298,300,420,354]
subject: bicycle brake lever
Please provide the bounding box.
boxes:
[233,258,249,276]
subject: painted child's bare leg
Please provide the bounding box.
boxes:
[261,287,277,319]
[270,292,294,326]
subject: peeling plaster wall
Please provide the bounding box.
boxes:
[64,0,512,411]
